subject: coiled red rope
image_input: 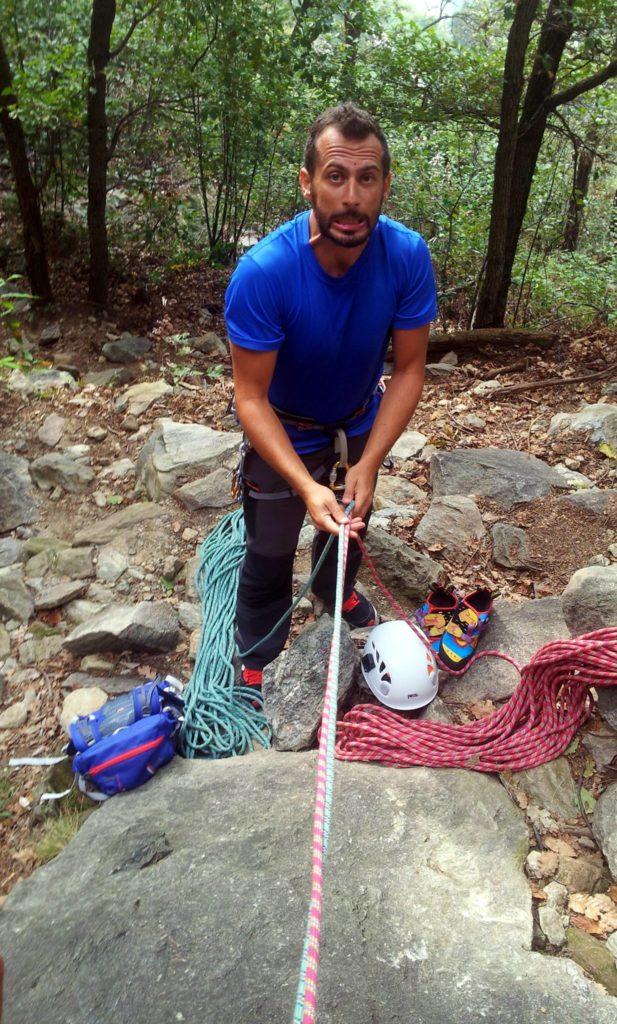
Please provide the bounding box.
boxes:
[335,538,617,772]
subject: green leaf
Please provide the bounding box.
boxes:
[579,787,596,814]
[583,755,595,778]
[565,736,580,755]
[598,442,617,461]
[107,495,124,505]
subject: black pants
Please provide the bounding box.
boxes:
[236,431,373,670]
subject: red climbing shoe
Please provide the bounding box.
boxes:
[342,589,379,629]
[240,666,263,709]
[414,584,459,654]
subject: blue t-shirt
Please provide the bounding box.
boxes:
[225,211,437,453]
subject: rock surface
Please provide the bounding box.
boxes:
[561,566,617,635]
[30,452,94,493]
[431,447,566,508]
[593,782,617,879]
[373,473,425,508]
[0,452,39,531]
[263,615,356,750]
[73,502,162,545]
[115,379,173,416]
[549,403,617,449]
[364,525,442,603]
[0,566,34,622]
[6,368,78,395]
[390,429,427,460]
[492,523,533,568]
[102,333,152,363]
[64,601,179,655]
[2,752,617,1024]
[135,419,242,498]
[445,596,567,703]
[174,468,234,510]
[414,495,486,559]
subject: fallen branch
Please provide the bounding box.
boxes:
[428,329,557,354]
[486,361,617,397]
[484,359,530,380]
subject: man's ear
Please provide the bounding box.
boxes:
[299,167,312,201]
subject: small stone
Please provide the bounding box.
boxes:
[121,415,139,433]
[492,523,533,569]
[556,856,603,893]
[588,554,611,567]
[96,547,128,584]
[0,625,10,659]
[439,350,458,365]
[189,627,200,660]
[162,556,185,580]
[102,334,152,364]
[18,634,64,665]
[0,539,25,569]
[390,430,428,461]
[34,579,89,610]
[526,850,559,880]
[30,453,94,494]
[0,566,34,622]
[181,528,199,542]
[607,931,617,963]
[65,599,105,625]
[60,687,108,733]
[55,547,95,580]
[461,414,486,430]
[93,491,107,508]
[178,602,202,631]
[115,380,173,417]
[98,458,135,481]
[39,322,61,345]
[38,413,66,447]
[80,655,114,671]
[544,881,568,911]
[189,332,227,357]
[538,906,568,948]
[87,425,108,442]
[472,380,501,396]
[0,698,30,729]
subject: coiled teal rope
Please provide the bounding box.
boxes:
[180,507,338,759]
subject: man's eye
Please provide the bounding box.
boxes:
[362,175,376,183]
[329,173,342,182]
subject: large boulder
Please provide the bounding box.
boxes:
[561,566,617,635]
[263,615,356,750]
[0,452,38,531]
[64,601,179,655]
[102,333,152,363]
[593,782,617,879]
[30,453,94,493]
[135,419,242,499]
[431,447,566,509]
[1,753,616,1024]
[414,495,486,559]
[549,403,617,450]
[72,502,162,546]
[174,468,235,510]
[6,368,78,395]
[364,525,442,604]
[445,596,568,703]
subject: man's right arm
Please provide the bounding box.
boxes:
[231,344,364,538]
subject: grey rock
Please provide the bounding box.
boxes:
[462,414,486,429]
[30,453,94,493]
[80,655,114,672]
[121,414,139,432]
[582,724,617,773]
[0,566,34,622]
[98,458,135,481]
[549,403,617,450]
[183,555,201,601]
[64,602,179,655]
[83,368,122,387]
[64,599,105,625]
[390,429,427,461]
[593,782,617,878]
[63,444,90,460]
[87,424,108,442]
[598,689,617,733]
[3,753,617,1024]
[472,379,502,396]
[415,495,486,559]
[135,419,242,499]
[440,350,458,365]
[561,566,617,635]
[263,615,356,750]
[553,463,593,489]
[39,322,61,345]
[18,634,64,665]
[73,502,162,545]
[189,331,227,356]
[510,758,580,820]
[24,535,71,557]
[373,473,425,509]
[556,857,603,894]
[162,555,184,581]
[174,468,234,510]
[0,698,30,729]
[62,671,142,695]
[0,452,39,531]
[544,881,569,911]
[34,579,89,610]
[445,597,567,703]
[0,624,10,659]
[102,333,152,363]
[538,906,568,948]
[55,547,95,579]
[37,413,66,447]
[115,380,173,417]
[365,525,442,604]
[0,538,25,569]
[178,602,202,631]
[589,554,611,566]
[426,362,456,377]
[6,368,78,395]
[492,523,534,568]
[96,546,128,584]
[431,447,566,508]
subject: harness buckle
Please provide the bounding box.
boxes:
[329,460,349,497]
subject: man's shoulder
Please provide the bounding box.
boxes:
[377,215,428,254]
[236,213,307,279]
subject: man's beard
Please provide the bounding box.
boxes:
[312,200,382,249]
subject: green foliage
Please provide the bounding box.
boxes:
[33,808,92,863]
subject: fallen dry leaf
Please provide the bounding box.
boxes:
[584,893,615,921]
[569,893,589,914]
[544,836,577,858]
[468,700,496,720]
[570,913,605,937]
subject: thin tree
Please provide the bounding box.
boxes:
[474,0,616,327]
[0,33,52,302]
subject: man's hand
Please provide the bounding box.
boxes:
[302,481,366,540]
[342,460,377,520]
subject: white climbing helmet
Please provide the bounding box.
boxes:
[360,620,438,711]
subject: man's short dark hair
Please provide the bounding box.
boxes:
[304,102,391,177]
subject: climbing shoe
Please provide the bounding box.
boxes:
[438,587,493,671]
[414,585,459,653]
[240,666,263,708]
[342,589,379,629]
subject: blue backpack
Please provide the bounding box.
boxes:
[67,677,185,799]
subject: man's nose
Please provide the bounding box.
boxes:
[342,178,360,205]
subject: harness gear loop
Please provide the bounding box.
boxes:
[328,427,350,496]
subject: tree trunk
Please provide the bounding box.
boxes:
[87,0,116,307]
[472,0,539,329]
[563,143,594,251]
[475,0,574,327]
[0,34,52,302]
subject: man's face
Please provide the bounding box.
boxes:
[300,126,391,249]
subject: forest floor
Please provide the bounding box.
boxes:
[1,253,616,905]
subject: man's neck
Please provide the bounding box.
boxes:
[308,211,369,278]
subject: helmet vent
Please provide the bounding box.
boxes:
[379,661,386,673]
[381,672,391,683]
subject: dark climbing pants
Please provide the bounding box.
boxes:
[236,431,373,669]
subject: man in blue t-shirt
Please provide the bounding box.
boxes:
[225,102,437,696]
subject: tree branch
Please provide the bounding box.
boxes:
[546,58,617,110]
[109,1,162,60]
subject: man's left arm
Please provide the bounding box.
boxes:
[342,324,429,517]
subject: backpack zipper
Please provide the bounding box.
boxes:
[89,735,165,776]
